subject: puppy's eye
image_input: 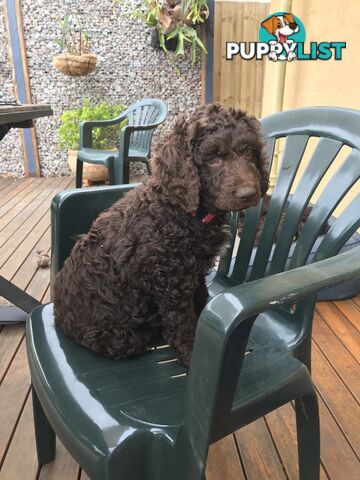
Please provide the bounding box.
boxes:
[244,146,254,157]
[208,152,222,164]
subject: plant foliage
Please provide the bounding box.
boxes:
[55,11,92,55]
[58,100,127,150]
[119,1,209,63]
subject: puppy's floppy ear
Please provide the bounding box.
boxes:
[284,13,296,24]
[243,115,270,197]
[151,114,200,215]
[259,160,270,197]
[256,134,270,197]
[261,16,277,35]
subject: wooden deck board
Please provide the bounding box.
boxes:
[235,418,287,480]
[312,342,360,455]
[0,338,30,467]
[0,178,34,212]
[265,402,329,480]
[0,178,14,193]
[333,299,360,333]
[206,435,246,480]
[0,178,48,235]
[0,392,39,480]
[38,439,79,480]
[0,325,24,382]
[0,177,359,479]
[312,312,360,402]
[316,302,360,363]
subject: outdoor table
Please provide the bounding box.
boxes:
[0,103,53,323]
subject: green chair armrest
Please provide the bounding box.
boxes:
[121,122,164,133]
[202,244,360,334]
[79,116,162,149]
[181,246,360,455]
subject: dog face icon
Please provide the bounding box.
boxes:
[261,13,299,43]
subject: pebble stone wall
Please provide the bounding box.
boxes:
[0,0,202,177]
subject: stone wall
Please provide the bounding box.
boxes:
[0,0,202,177]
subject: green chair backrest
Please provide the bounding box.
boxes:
[216,106,360,283]
[123,98,168,153]
[50,185,136,294]
[212,107,360,351]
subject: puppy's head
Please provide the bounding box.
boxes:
[151,103,269,215]
[261,13,299,38]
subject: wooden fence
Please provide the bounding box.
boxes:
[211,0,270,117]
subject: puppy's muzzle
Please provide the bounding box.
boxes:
[233,185,258,203]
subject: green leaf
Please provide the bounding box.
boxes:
[182,26,196,37]
[195,34,207,53]
[159,31,168,53]
[191,40,197,63]
[145,12,157,27]
[166,26,179,40]
[175,32,185,56]
[58,100,127,150]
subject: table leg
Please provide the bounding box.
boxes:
[0,275,41,324]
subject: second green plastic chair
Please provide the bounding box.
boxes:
[76,98,167,187]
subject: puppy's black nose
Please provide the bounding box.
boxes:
[289,22,297,30]
[234,186,257,202]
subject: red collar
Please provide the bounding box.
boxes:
[201,213,217,224]
[195,206,217,224]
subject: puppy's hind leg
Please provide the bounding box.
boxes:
[86,326,158,359]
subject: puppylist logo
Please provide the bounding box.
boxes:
[226,12,346,62]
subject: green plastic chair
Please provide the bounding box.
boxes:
[26,107,360,480]
[208,106,360,372]
[76,98,167,187]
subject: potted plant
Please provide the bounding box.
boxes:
[122,1,209,63]
[53,12,97,76]
[58,99,127,183]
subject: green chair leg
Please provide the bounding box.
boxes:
[123,157,130,184]
[113,156,124,185]
[296,395,320,480]
[76,158,83,188]
[32,386,56,465]
[107,157,116,185]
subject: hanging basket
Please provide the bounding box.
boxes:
[52,53,97,77]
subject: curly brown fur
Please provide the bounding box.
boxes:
[54,103,269,367]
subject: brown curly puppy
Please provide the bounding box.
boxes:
[54,103,269,367]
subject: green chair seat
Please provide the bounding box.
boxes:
[77,149,118,165]
[27,303,312,478]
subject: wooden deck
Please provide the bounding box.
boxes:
[0,177,359,480]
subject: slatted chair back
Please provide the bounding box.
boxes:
[212,107,360,355]
[216,107,360,281]
[124,98,167,153]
